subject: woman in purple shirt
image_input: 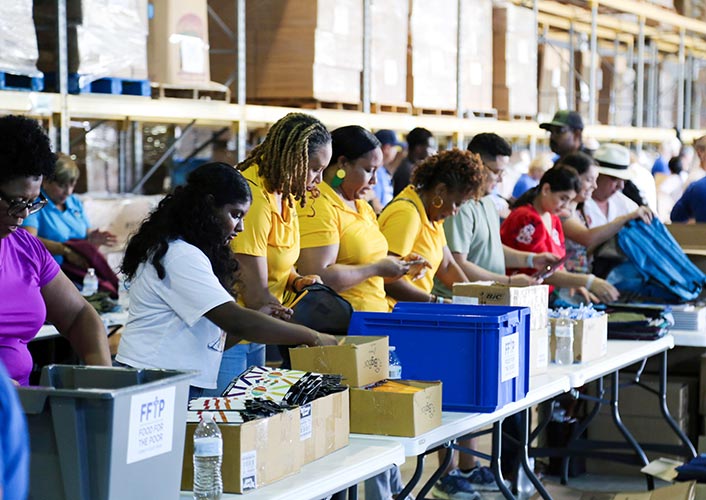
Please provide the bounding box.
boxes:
[0,115,110,385]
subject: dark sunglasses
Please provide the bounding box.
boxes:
[0,191,47,217]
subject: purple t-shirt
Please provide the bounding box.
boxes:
[0,228,60,385]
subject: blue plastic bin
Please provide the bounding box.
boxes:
[348,303,530,413]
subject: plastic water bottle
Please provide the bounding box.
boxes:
[193,412,223,500]
[554,312,574,366]
[117,276,129,311]
[389,346,402,379]
[81,268,99,296]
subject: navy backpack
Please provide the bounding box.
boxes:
[603,218,706,303]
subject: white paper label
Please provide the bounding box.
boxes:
[501,333,520,382]
[179,35,206,74]
[299,403,313,441]
[333,7,349,35]
[126,386,176,464]
[453,295,479,305]
[194,437,222,457]
[241,450,257,491]
[383,60,399,86]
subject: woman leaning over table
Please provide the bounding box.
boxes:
[379,148,485,307]
[296,125,420,313]
[0,115,110,386]
[206,113,333,396]
[115,163,336,398]
[501,165,620,304]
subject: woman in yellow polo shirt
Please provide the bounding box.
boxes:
[379,149,485,306]
[297,126,415,312]
[207,113,332,396]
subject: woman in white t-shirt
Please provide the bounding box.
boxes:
[116,163,336,398]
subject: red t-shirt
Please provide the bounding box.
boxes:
[500,204,566,285]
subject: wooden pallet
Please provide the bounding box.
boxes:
[464,109,498,119]
[151,83,231,101]
[500,112,536,121]
[249,98,362,111]
[412,107,457,117]
[371,102,413,114]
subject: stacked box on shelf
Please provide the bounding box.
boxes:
[0,0,43,91]
[598,53,635,127]
[349,303,530,413]
[459,0,494,114]
[407,0,458,111]
[148,0,211,86]
[492,4,538,119]
[658,56,679,129]
[370,0,409,107]
[574,49,603,120]
[34,0,148,93]
[538,43,570,119]
[246,0,363,104]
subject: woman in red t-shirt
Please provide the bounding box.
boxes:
[501,166,619,303]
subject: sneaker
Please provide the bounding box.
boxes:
[449,466,512,492]
[430,473,482,500]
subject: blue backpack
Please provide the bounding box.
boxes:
[605,218,706,303]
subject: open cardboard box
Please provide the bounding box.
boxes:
[290,336,389,387]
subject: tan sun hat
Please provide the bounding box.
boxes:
[593,143,632,180]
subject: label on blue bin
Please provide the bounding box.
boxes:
[126,385,176,464]
[500,332,519,382]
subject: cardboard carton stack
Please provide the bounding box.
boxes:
[370,0,409,107]
[453,283,549,376]
[549,314,608,364]
[492,4,538,119]
[34,0,148,88]
[598,53,635,126]
[290,336,442,437]
[246,0,363,104]
[459,0,494,115]
[407,0,458,111]
[538,43,571,119]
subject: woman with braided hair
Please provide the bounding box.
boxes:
[208,113,332,396]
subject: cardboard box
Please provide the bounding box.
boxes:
[370,0,408,105]
[300,389,350,464]
[549,315,608,364]
[459,0,494,113]
[530,327,549,376]
[289,336,389,388]
[181,408,302,493]
[453,283,549,332]
[148,0,211,85]
[350,380,442,437]
[668,224,706,252]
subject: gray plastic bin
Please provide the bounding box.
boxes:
[19,365,194,500]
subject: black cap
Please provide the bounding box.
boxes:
[539,110,584,131]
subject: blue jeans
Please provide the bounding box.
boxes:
[203,342,266,397]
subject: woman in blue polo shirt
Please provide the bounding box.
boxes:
[23,154,116,268]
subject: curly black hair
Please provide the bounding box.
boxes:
[121,162,252,291]
[0,115,55,184]
[411,149,485,200]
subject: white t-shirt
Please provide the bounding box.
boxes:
[583,192,638,228]
[116,240,235,389]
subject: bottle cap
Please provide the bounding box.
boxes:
[201,411,215,422]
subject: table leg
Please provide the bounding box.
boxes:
[491,420,515,500]
[346,485,358,500]
[417,446,453,500]
[332,491,348,500]
[610,370,654,490]
[658,350,697,459]
[396,454,427,500]
[520,408,551,500]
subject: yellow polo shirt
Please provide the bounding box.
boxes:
[378,185,446,308]
[232,166,299,303]
[297,182,389,312]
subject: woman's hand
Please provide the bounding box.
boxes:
[588,277,620,303]
[258,302,293,321]
[402,253,431,281]
[531,252,560,270]
[313,332,338,346]
[87,229,117,247]
[506,273,541,286]
[375,256,412,279]
[628,206,654,225]
[292,274,322,293]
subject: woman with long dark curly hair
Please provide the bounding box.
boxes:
[116,163,336,398]
[379,148,485,306]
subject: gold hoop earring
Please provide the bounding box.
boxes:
[432,195,444,208]
[330,168,346,188]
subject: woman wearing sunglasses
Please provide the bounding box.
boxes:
[0,115,111,386]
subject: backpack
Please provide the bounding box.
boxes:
[604,218,706,303]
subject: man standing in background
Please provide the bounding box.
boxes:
[392,127,436,196]
[369,130,405,213]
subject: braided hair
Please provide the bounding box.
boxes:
[238,112,331,207]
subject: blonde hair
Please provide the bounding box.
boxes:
[238,113,331,207]
[49,153,80,185]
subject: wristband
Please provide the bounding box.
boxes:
[585,274,596,291]
[527,253,535,268]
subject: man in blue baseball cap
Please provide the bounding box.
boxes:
[370,129,405,212]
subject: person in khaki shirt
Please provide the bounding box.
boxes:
[207,113,332,396]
